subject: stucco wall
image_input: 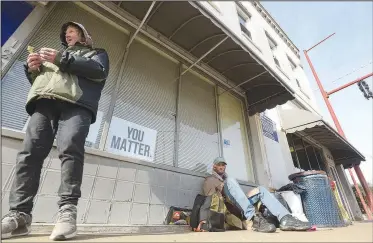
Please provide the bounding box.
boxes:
[260,107,298,189]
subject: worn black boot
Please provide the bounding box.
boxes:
[279,214,311,231]
[252,213,277,233]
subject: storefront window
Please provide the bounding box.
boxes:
[177,72,219,173]
[287,133,327,172]
[110,41,178,167]
[219,91,253,181]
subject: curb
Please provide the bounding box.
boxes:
[31,224,191,235]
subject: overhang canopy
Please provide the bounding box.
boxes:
[279,107,365,167]
[108,1,295,115]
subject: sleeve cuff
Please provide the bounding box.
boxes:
[53,51,62,66]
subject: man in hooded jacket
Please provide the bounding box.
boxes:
[1,22,109,241]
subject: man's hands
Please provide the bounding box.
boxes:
[27,53,42,72]
[193,221,207,232]
[27,47,59,72]
[40,48,59,64]
[247,187,260,198]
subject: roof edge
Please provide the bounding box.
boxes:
[252,1,300,58]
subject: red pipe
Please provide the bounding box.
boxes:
[327,73,373,96]
[303,49,372,220]
[354,165,373,212]
[348,168,372,217]
[303,50,345,137]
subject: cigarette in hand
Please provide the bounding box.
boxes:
[27,46,40,72]
[27,46,35,54]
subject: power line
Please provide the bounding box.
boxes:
[311,60,373,93]
[331,60,372,83]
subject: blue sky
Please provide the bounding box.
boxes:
[261,1,373,184]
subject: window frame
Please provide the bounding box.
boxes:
[265,31,277,50]
[287,55,297,70]
[273,55,280,68]
[236,4,252,40]
[295,78,310,99]
[296,78,301,88]
[207,1,220,13]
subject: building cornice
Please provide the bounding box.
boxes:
[251,1,300,59]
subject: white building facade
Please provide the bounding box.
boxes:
[1,1,364,225]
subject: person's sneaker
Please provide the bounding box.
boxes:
[1,211,32,239]
[49,204,78,241]
[252,213,277,233]
[279,214,311,231]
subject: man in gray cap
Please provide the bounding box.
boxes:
[1,22,109,241]
[201,157,310,233]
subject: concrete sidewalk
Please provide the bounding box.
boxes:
[3,222,372,242]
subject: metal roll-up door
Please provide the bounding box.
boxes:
[178,72,219,173]
[112,40,178,167]
[219,92,253,181]
[1,2,128,148]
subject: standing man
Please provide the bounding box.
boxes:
[1,22,109,241]
[201,157,310,233]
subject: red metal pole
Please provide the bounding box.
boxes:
[327,72,373,96]
[303,49,372,220]
[354,165,373,212]
[303,50,345,137]
[306,33,336,52]
[348,168,372,216]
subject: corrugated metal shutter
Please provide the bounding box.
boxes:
[113,40,178,167]
[1,61,31,130]
[219,92,253,181]
[1,2,128,149]
[178,72,219,173]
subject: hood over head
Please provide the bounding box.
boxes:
[60,21,93,47]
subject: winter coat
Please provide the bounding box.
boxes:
[24,21,109,123]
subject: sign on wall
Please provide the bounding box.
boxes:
[223,139,231,148]
[106,117,157,162]
[260,113,278,142]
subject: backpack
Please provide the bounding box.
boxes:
[190,193,226,232]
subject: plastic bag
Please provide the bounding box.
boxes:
[279,191,308,222]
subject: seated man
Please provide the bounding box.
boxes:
[200,157,310,233]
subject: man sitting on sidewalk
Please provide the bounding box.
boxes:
[200,157,310,233]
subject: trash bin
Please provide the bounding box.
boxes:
[289,170,345,228]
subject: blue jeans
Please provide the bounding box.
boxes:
[224,177,289,221]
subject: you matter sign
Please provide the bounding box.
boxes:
[106,117,157,162]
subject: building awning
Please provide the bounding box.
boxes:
[279,107,365,167]
[97,1,295,115]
